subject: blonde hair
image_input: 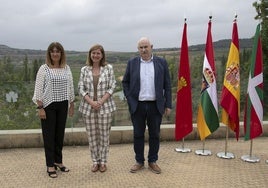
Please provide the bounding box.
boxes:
[46,42,66,68]
[86,44,106,66]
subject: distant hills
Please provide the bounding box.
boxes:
[0,44,81,58]
[154,38,253,52]
[188,38,253,51]
[0,38,253,59]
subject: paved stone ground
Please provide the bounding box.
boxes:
[1,137,268,188]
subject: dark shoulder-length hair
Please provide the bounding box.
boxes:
[46,42,66,68]
[86,44,107,67]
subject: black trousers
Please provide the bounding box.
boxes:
[131,101,162,164]
[41,100,68,167]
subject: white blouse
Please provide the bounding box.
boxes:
[32,64,74,108]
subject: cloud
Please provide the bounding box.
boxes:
[0,0,258,52]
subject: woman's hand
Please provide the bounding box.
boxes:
[69,103,74,117]
[38,109,46,119]
[91,101,102,110]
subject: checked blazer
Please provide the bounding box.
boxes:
[78,64,116,116]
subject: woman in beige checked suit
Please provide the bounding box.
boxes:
[78,44,116,173]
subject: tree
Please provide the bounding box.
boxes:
[32,58,44,80]
[23,55,30,82]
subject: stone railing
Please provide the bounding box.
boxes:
[0,122,267,149]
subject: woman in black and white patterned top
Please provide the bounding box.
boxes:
[33,42,75,178]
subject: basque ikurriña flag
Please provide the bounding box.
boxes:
[220,19,240,140]
[175,21,193,141]
[197,19,219,140]
[244,23,263,141]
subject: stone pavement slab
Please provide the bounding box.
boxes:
[0,137,268,188]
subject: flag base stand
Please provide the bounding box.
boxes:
[174,138,191,153]
[216,152,235,159]
[216,125,235,159]
[175,147,191,153]
[241,155,260,163]
[195,140,211,156]
[241,140,260,163]
[195,149,211,156]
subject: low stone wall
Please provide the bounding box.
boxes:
[0,122,267,149]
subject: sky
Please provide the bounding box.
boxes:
[0,0,259,52]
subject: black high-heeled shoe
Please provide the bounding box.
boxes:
[47,168,57,178]
[54,164,70,172]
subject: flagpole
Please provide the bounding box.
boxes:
[195,14,216,157]
[174,17,192,153]
[241,139,260,163]
[241,22,263,163]
[217,13,240,160]
[217,125,235,159]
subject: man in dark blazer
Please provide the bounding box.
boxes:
[122,37,172,174]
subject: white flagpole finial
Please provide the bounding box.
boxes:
[209,12,212,20]
[234,13,238,22]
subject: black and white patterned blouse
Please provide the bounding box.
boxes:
[33,64,75,108]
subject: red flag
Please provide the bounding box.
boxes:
[220,20,240,140]
[244,24,263,140]
[175,21,193,141]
